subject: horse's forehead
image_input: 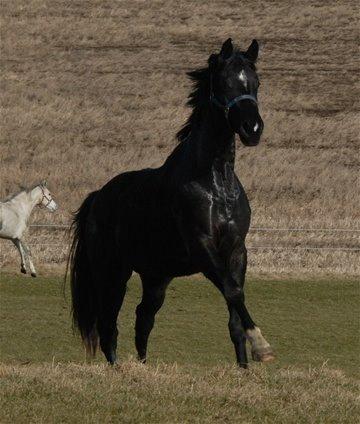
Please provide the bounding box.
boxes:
[230,53,246,66]
[225,58,255,87]
[226,56,252,76]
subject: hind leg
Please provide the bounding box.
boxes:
[135,275,170,362]
[12,239,27,274]
[97,268,132,365]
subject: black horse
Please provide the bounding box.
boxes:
[69,38,274,368]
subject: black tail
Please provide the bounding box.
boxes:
[68,191,99,356]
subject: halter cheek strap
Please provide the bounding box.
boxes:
[38,187,52,209]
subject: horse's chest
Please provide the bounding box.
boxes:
[211,191,237,219]
[197,180,241,229]
[206,195,243,242]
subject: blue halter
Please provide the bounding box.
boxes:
[209,74,257,117]
[210,93,258,115]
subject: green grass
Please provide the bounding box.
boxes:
[0,273,358,375]
[0,273,359,423]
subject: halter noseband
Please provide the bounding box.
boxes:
[210,93,258,113]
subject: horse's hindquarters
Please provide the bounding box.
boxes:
[0,204,26,239]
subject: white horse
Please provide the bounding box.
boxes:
[0,181,58,277]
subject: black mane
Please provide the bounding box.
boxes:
[176,67,210,143]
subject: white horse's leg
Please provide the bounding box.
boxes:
[12,239,27,274]
[20,240,37,277]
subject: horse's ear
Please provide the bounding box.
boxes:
[41,179,47,187]
[244,39,259,62]
[219,38,233,60]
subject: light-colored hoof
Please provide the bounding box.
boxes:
[251,347,275,363]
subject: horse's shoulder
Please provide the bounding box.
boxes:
[171,181,213,214]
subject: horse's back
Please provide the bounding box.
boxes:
[89,167,169,240]
[93,168,162,213]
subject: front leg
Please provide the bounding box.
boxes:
[228,305,248,367]
[228,244,274,364]
[182,229,274,366]
[206,237,274,364]
[20,240,37,277]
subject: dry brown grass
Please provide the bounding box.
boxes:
[0,361,358,423]
[1,226,359,277]
[1,1,359,274]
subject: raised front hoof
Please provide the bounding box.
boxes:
[21,268,27,274]
[31,272,37,278]
[251,347,275,363]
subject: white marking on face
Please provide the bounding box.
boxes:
[238,70,247,88]
[254,122,259,132]
[47,199,58,212]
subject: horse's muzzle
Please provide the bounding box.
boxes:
[47,200,58,212]
[238,117,264,146]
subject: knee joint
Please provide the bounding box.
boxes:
[225,287,244,305]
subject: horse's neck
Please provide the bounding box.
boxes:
[10,189,40,222]
[187,107,236,177]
